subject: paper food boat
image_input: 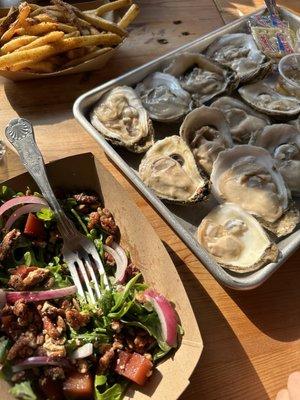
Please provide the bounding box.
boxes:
[1,152,203,400]
[0,1,125,81]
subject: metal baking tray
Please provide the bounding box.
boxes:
[74,6,300,290]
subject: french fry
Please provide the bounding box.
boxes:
[1,3,31,43]
[64,46,111,67]
[23,21,76,35]
[10,59,55,73]
[64,31,80,38]
[34,14,56,23]
[0,34,122,69]
[118,4,139,29]
[73,8,127,37]
[1,35,37,53]
[16,31,64,52]
[94,0,133,17]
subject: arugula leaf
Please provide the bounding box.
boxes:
[94,238,104,259]
[71,208,89,235]
[9,381,37,400]
[94,375,127,400]
[36,207,55,222]
[0,337,9,363]
[0,186,15,201]
[108,299,134,320]
[67,328,109,352]
[46,257,72,288]
[111,273,141,312]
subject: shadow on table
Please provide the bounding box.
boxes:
[226,249,300,342]
[163,243,269,400]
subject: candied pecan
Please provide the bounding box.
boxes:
[98,347,115,373]
[87,208,118,236]
[9,267,50,290]
[73,193,99,206]
[76,359,89,374]
[125,330,155,354]
[105,251,115,267]
[1,305,22,340]
[0,229,20,261]
[111,321,123,333]
[126,262,140,280]
[65,309,90,331]
[7,331,38,361]
[40,302,59,319]
[43,335,66,358]
[12,300,42,329]
[42,315,66,339]
[44,366,65,380]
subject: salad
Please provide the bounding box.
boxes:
[0,186,181,400]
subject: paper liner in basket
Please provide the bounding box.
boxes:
[1,153,203,400]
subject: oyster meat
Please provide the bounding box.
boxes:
[211,145,300,236]
[206,33,271,83]
[180,105,233,175]
[251,124,300,195]
[238,77,300,117]
[163,52,237,107]
[135,72,191,122]
[211,96,270,144]
[139,136,208,203]
[90,86,154,153]
[198,203,278,273]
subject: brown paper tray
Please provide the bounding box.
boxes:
[0,1,125,81]
[1,152,203,400]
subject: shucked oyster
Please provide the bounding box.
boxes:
[163,52,237,107]
[238,77,300,117]
[180,105,233,175]
[211,96,270,144]
[135,72,191,122]
[90,86,154,153]
[211,145,300,236]
[251,124,300,196]
[139,136,208,204]
[206,33,271,83]
[198,203,278,273]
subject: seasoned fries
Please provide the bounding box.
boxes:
[0,0,139,74]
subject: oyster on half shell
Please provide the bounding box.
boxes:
[205,33,271,83]
[211,96,270,144]
[238,77,300,117]
[198,203,278,273]
[163,52,237,107]
[180,105,233,175]
[211,145,300,236]
[90,86,154,153]
[251,124,300,196]
[135,72,191,122]
[139,136,208,204]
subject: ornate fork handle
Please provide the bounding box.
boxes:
[5,118,75,239]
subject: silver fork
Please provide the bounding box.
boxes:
[5,118,109,303]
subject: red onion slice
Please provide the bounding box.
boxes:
[6,286,77,304]
[71,343,93,359]
[103,244,127,284]
[144,289,178,347]
[5,204,46,230]
[0,196,48,217]
[12,356,70,373]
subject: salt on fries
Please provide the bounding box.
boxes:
[0,0,139,73]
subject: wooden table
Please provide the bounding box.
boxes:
[1,1,300,399]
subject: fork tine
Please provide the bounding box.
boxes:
[84,255,101,300]
[67,260,85,299]
[77,258,96,304]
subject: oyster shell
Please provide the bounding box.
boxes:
[197,203,278,273]
[205,33,271,83]
[180,105,233,175]
[163,52,237,107]
[90,86,154,153]
[238,78,300,117]
[139,136,208,204]
[211,145,300,236]
[251,124,300,195]
[211,96,270,144]
[135,72,191,122]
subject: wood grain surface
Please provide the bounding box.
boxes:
[0,1,300,399]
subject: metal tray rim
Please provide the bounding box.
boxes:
[73,5,300,290]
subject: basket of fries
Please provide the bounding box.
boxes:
[0,0,139,80]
